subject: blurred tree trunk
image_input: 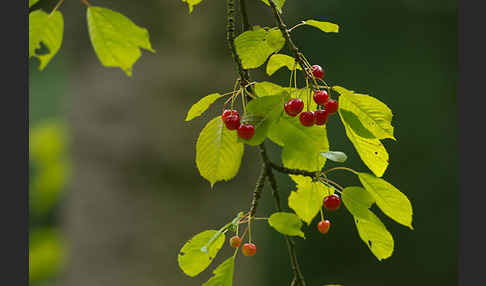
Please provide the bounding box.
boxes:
[60,1,265,285]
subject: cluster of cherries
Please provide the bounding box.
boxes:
[221,110,255,140]
[284,65,339,127]
[226,193,341,258]
[317,194,341,235]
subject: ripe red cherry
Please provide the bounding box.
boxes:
[237,124,255,140]
[242,243,257,256]
[224,114,241,130]
[299,111,315,127]
[284,98,304,117]
[313,90,329,105]
[311,65,324,79]
[323,194,341,211]
[229,236,242,248]
[314,110,329,125]
[222,109,239,121]
[317,220,331,234]
[324,99,339,114]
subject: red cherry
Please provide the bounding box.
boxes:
[237,124,255,140]
[229,236,242,248]
[324,99,339,114]
[311,65,324,79]
[224,114,241,130]
[314,110,329,125]
[323,194,341,211]
[317,220,331,234]
[222,109,239,121]
[313,90,329,105]
[299,111,315,127]
[242,243,257,256]
[284,98,304,117]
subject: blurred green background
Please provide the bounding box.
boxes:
[29,0,457,285]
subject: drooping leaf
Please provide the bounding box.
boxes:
[320,151,347,163]
[266,54,302,76]
[260,0,286,12]
[268,110,329,173]
[253,81,287,97]
[303,20,339,33]
[239,94,288,145]
[234,27,285,69]
[268,212,305,238]
[29,10,64,70]
[342,187,394,260]
[86,6,155,76]
[288,180,331,225]
[196,117,245,187]
[29,0,40,8]
[181,0,204,14]
[339,109,389,177]
[358,173,414,229]
[202,256,235,286]
[335,86,395,140]
[178,230,226,277]
[185,93,224,122]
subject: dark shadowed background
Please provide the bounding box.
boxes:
[29,0,457,285]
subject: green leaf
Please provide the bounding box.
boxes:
[202,256,235,286]
[239,94,288,145]
[181,0,203,14]
[196,117,245,187]
[342,187,394,260]
[29,0,40,8]
[260,0,286,12]
[86,6,155,76]
[268,212,305,238]
[185,93,223,122]
[268,112,329,172]
[266,54,302,76]
[288,180,331,225]
[358,173,414,229]
[29,10,64,70]
[320,151,347,163]
[303,20,339,33]
[335,86,395,140]
[253,81,287,97]
[234,27,285,69]
[339,109,389,177]
[178,230,226,277]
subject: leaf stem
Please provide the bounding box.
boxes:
[323,166,358,175]
[49,0,64,17]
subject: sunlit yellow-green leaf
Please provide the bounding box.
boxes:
[268,111,329,173]
[339,109,389,177]
[335,86,395,140]
[358,173,414,229]
[178,230,226,277]
[202,256,235,286]
[29,0,40,8]
[29,10,64,70]
[342,187,394,260]
[303,20,339,33]
[266,54,302,76]
[254,81,287,97]
[185,93,223,122]
[240,94,288,145]
[235,27,285,69]
[268,212,305,238]
[196,117,244,187]
[288,180,331,225]
[181,0,204,13]
[86,6,155,76]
